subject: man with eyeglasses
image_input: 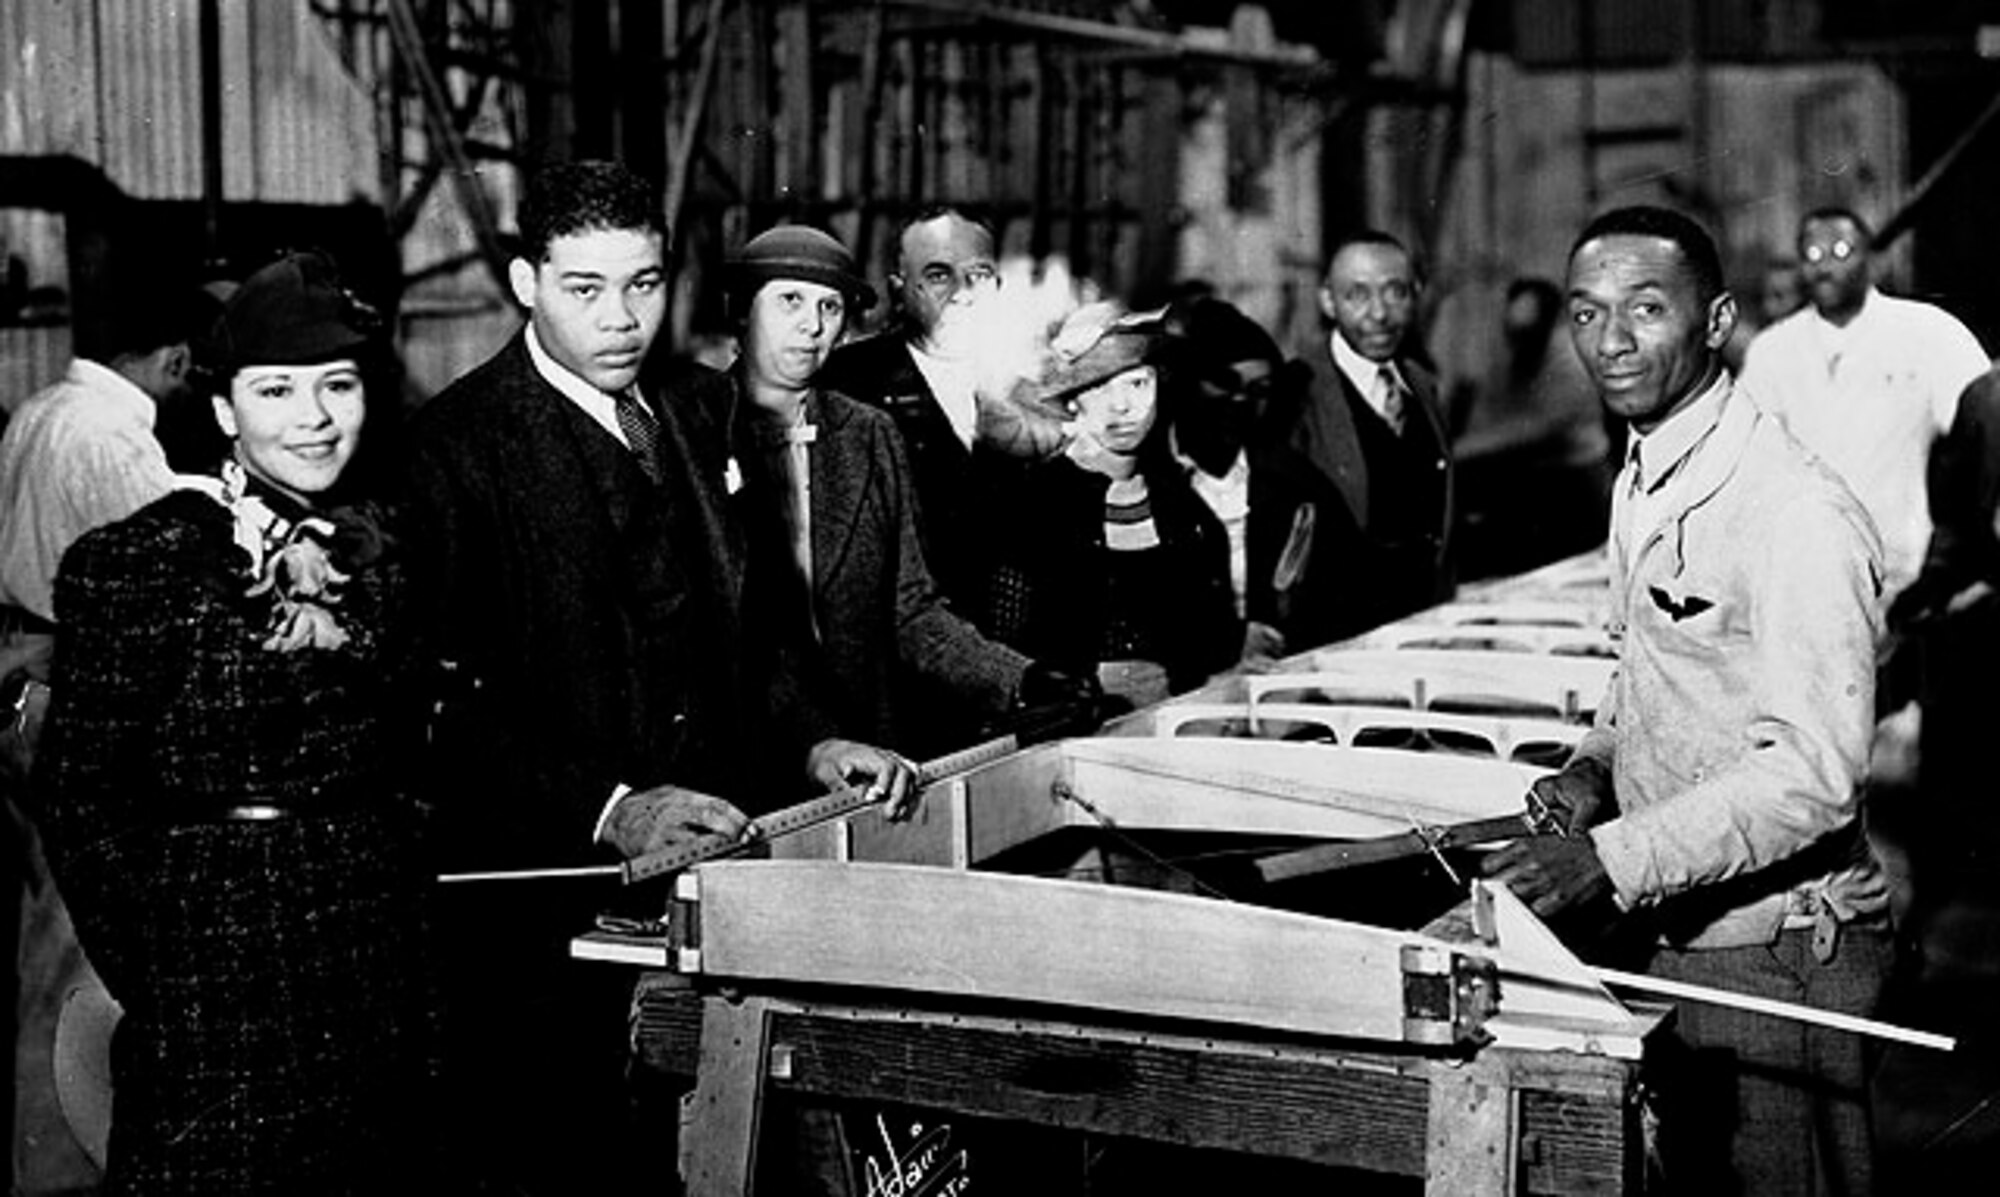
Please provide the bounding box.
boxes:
[819,207,1010,622]
[1739,207,1989,610]
[1245,230,1455,654]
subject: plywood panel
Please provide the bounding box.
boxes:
[688,859,1430,1042]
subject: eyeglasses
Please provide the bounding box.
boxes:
[1802,240,1858,265]
[912,263,1000,301]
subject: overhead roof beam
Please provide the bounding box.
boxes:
[870,0,1324,72]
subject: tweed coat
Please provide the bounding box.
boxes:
[709,371,1031,755]
[1247,349,1456,651]
[403,338,834,875]
[34,486,439,1195]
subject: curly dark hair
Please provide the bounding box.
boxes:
[515,160,666,264]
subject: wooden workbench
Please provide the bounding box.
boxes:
[585,859,1666,1195]
[626,974,1663,1195]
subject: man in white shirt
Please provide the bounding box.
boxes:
[0,294,199,629]
[1487,204,1889,1194]
[1738,207,1991,606]
[0,286,209,773]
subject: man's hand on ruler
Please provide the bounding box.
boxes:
[596,783,756,861]
[1479,833,1611,919]
[1527,756,1613,836]
[807,737,920,820]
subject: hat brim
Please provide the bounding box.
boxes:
[1030,331,1158,406]
[729,262,876,313]
[236,324,373,369]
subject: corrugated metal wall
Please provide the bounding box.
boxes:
[1,0,375,203]
[1,0,377,408]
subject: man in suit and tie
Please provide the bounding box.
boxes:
[402,160,911,1194]
[1247,230,1455,652]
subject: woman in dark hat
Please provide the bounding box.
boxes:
[984,303,1242,711]
[697,223,1096,761]
[32,249,439,1194]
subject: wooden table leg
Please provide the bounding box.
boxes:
[682,993,773,1197]
[1426,1054,1518,1195]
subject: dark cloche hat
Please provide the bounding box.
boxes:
[198,250,378,377]
[727,224,876,312]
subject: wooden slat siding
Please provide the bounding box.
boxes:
[730,0,770,212]
[1520,1089,1634,1195]
[631,985,1640,1193]
[776,1,814,203]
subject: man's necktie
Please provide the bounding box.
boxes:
[1377,365,1409,436]
[616,391,664,483]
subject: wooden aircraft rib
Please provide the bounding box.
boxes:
[1147,700,1585,766]
[785,737,1554,872]
[1259,649,1614,721]
[1061,738,1547,839]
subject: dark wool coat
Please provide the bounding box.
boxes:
[982,449,1242,695]
[710,373,1030,756]
[403,338,834,875]
[1895,367,2000,800]
[1247,351,1457,651]
[817,332,1018,622]
[34,487,439,1196]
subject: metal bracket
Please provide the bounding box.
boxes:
[1400,944,1500,1047]
[663,872,703,973]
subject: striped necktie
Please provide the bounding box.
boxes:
[1376,365,1408,436]
[616,391,664,483]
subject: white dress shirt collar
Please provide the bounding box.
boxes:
[522,320,632,447]
[1329,329,1404,422]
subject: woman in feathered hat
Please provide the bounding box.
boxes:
[34,250,439,1193]
[981,303,1243,711]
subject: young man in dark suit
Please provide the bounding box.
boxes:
[402,160,912,1195]
[1247,230,1456,652]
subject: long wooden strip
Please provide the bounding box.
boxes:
[1589,966,1955,1051]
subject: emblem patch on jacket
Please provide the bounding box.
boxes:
[1648,585,1713,621]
